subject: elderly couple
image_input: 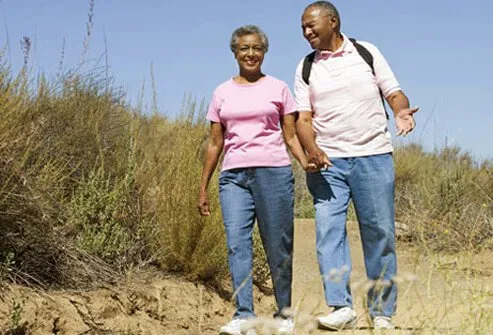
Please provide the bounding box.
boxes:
[198,1,418,334]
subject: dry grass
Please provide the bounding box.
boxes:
[393,144,493,253]
[0,51,275,295]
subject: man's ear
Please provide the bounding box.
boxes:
[329,15,338,29]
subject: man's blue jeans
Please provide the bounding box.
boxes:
[219,166,294,319]
[306,153,397,318]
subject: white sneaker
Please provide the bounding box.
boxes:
[317,307,357,330]
[373,316,395,330]
[276,318,294,334]
[219,318,257,335]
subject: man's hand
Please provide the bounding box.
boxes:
[307,147,332,170]
[395,106,419,136]
[197,191,210,216]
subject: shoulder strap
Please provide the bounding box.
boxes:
[349,38,389,119]
[349,38,375,75]
[301,38,389,119]
[302,51,316,85]
[302,40,377,85]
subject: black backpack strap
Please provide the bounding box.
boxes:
[349,38,389,119]
[349,38,374,74]
[302,51,316,85]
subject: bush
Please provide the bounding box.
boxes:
[394,145,493,252]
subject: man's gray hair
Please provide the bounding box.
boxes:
[305,1,341,30]
[230,25,269,53]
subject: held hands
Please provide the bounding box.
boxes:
[395,106,419,136]
[307,147,332,171]
[304,162,319,173]
[197,191,210,216]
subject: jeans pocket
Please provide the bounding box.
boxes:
[219,168,243,191]
[218,170,230,190]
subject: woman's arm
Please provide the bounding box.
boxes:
[197,122,224,216]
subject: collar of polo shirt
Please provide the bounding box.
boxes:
[315,33,354,61]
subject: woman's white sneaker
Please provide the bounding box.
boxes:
[317,307,357,330]
[219,318,257,335]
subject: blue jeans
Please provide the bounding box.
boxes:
[219,166,294,319]
[306,153,397,318]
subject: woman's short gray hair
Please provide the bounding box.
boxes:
[230,25,269,53]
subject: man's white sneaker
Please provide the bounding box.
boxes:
[373,316,395,330]
[317,307,357,330]
[276,318,294,334]
[219,318,257,335]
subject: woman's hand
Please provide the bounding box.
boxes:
[303,162,319,173]
[197,191,211,216]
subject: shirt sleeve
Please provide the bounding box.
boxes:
[280,82,297,115]
[206,88,221,123]
[359,41,401,98]
[294,59,312,111]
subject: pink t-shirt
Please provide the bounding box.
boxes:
[207,75,296,171]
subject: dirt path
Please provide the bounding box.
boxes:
[291,219,493,334]
[0,219,491,334]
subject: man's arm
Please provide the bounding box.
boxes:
[293,58,331,169]
[281,113,317,172]
[296,111,331,169]
[362,42,420,137]
[386,90,419,136]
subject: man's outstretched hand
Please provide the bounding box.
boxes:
[395,106,419,136]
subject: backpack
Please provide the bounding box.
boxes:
[301,37,388,118]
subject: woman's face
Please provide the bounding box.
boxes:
[234,34,265,75]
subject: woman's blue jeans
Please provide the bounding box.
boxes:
[306,153,397,318]
[219,166,294,319]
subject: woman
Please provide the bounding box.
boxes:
[197,25,314,335]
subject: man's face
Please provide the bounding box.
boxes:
[302,7,337,50]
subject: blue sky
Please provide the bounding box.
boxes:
[1,0,492,160]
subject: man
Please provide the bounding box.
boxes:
[294,1,419,331]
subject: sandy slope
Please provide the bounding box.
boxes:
[292,219,493,334]
[0,219,492,334]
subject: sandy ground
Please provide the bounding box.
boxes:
[0,219,492,334]
[291,219,493,334]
